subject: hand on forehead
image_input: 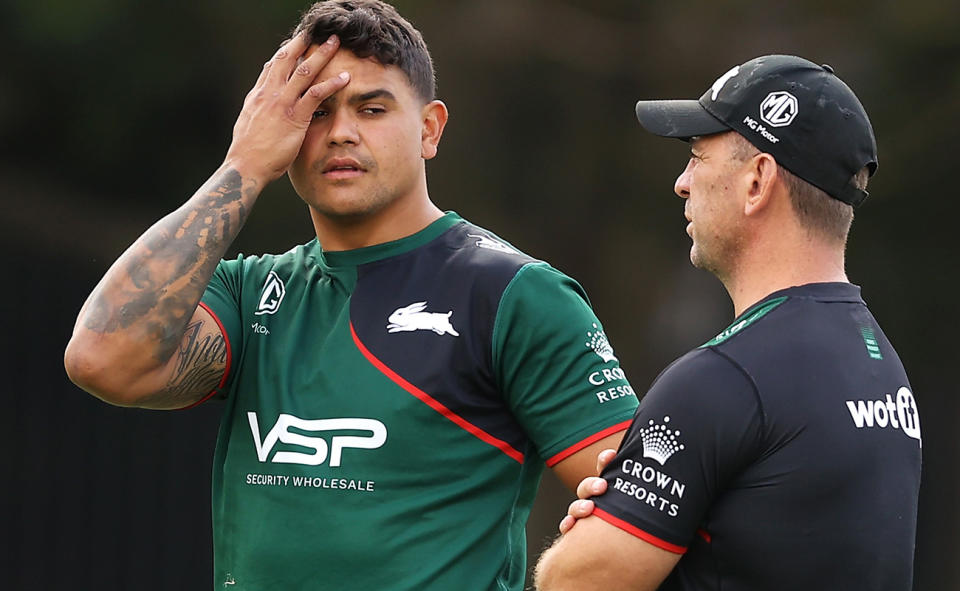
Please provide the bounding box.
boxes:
[304,45,411,102]
[300,45,377,76]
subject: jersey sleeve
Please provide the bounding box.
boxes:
[591,347,763,553]
[198,256,245,398]
[493,263,638,466]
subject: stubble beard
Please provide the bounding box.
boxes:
[309,182,397,222]
[689,226,743,284]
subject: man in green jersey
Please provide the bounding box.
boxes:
[64,1,638,589]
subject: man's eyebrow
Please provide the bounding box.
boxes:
[319,89,397,108]
[349,89,396,104]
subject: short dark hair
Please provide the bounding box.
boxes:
[291,0,436,102]
[729,132,866,244]
[780,165,867,244]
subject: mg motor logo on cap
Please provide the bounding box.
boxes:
[760,91,799,127]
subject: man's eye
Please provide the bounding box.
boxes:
[312,109,329,119]
[361,106,386,115]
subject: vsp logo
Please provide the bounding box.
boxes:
[760,91,799,127]
[846,386,921,447]
[255,271,286,315]
[248,412,387,466]
[387,301,460,337]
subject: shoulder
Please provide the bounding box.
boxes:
[439,219,588,299]
[216,240,320,284]
[433,220,541,280]
[232,240,319,273]
[649,347,757,406]
[389,218,587,309]
[627,347,766,469]
[704,284,873,362]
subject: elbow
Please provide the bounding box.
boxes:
[534,545,567,591]
[535,534,613,591]
[64,337,143,407]
[64,335,97,390]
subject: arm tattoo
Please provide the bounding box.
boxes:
[160,320,228,401]
[79,167,253,395]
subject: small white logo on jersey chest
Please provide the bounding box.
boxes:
[255,271,286,315]
[387,301,460,337]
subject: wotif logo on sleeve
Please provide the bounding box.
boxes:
[845,386,921,447]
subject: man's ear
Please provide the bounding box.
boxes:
[743,152,779,216]
[420,100,448,160]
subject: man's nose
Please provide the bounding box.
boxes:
[674,160,694,199]
[327,109,360,146]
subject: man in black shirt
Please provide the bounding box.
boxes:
[535,55,921,591]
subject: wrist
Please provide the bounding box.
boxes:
[220,156,276,189]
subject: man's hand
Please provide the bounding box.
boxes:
[225,33,350,184]
[64,36,352,409]
[558,448,616,534]
[537,450,680,590]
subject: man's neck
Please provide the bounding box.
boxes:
[722,230,848,317]
[310,196,444,252]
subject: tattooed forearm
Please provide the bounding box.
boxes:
[81,167,255,364]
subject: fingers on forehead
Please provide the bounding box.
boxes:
[275,32,308,59]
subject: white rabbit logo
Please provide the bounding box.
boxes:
[386,301,460,337]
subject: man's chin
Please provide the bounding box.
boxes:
[689,247,714,274]
[308,196,391,223]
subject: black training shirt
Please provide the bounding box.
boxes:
[593,283,921,591]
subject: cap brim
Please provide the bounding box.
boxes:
[635,99,730,140]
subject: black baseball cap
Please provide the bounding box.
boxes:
[635,55,877,207]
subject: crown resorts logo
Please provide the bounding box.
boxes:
[586,323,617,363]
[640,416,685,466]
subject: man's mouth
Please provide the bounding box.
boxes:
[321,158,367,179]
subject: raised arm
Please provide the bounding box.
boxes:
[64,34,349,409]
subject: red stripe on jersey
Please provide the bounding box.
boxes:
[177,301,233,410]
[545,420,632,467]
[350,323,524,464]
[593,507,687,554]
[697,528,712,543]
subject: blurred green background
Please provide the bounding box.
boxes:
[3,1,956,589]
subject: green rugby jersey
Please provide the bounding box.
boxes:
[199,212,638,590]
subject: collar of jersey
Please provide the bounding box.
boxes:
[314,211,463,269]
[700,282,863,348]
[742,282,864,318]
